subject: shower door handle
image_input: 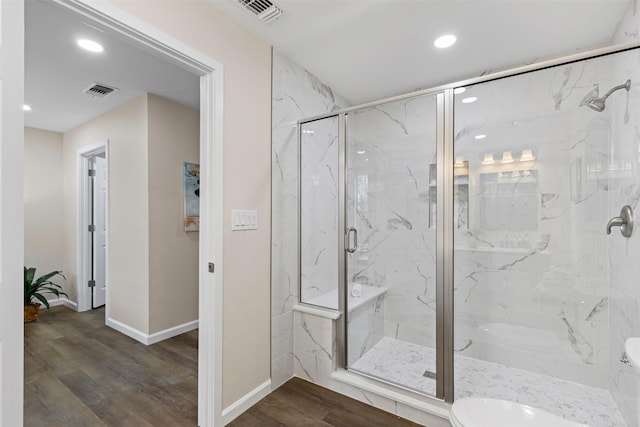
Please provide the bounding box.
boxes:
[606,205,634,237]
[346,227,358,253]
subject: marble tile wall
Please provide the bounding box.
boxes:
[610,12,640,423]
[293,310,337,387]
[453,55,615,390]
[346,95,439,355]
[292,307,451,427]
[273,34,640,425]
[452,46,640,424]
[613,0,640,45]
[300,117,341,307]
[603,5,640,427]
[271,50,348,389]
[347,293,385,366]
[300,116,339,305]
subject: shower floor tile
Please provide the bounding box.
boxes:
[350,337,627,427]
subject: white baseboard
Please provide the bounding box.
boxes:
[147,320,198,345]
[106,317,148,344]
[222,379,271,425]
[106,317,198,346]
[46,297,78,311]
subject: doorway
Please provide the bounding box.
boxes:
[78,142,108,313]
[18,1,224,426]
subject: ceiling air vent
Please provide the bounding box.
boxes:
[83,83,118,98]
[236,0,283,23]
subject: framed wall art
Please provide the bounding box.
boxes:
[183,162,200,232]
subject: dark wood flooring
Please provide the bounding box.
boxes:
[24,306,198,426]
[26,307,421,427]
[228,377,422,427]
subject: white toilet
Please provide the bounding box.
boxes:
[625,337,640,427]
[449,397,588,427]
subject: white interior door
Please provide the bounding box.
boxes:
[93,155,107,308]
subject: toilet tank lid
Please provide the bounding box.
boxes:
[450,398,588,427]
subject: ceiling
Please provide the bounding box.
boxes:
[25,0,200,133]
[25,1,633,133]
[211,0,632,105]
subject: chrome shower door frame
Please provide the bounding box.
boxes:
[436,90,455,402]
[296,88,482,404]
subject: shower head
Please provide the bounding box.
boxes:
[586,79,631,112]
[586,98,606,112]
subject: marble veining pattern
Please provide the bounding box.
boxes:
[346,94,440,354]
[610,13,640,426]
[300,115,340,304]
[449,46,640,400]
[351,337,627,427]
[274,16,640,426]
[271,50,349,389]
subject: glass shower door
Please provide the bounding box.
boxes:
[299,116,340,309]
[344,93,441,397]
[452,49,636,426]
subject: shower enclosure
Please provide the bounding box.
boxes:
[298,45,639,427]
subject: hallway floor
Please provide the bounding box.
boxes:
[25,306,421,426]
[24,306,198,426]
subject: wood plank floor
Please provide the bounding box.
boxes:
[26,306,421,426]
[24,306,198,426]
[228,377,422,427]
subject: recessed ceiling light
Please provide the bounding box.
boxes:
[462,97,478,104]
[23,104,32,111]
[454,88,466,95]
[474,134,487,139]
[77,39,104,53]
[434,34,457,49]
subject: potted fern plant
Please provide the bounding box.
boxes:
[24,266,67,323]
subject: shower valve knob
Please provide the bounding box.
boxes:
[606,205,634,238]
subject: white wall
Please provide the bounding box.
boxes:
[105,0,273,407]
[147,93,199,334]
[24,127,65,280]
[63,93,201,339]
[63,95,149,329]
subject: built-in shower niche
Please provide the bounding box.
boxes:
[477,169,539,247]
[428,163,469,229]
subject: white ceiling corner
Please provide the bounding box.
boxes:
[25,0,200,133]
[210,0,632,105]
[25,0,633,132]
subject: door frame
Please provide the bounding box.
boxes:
[77,140,109,313]
[1,1,25,425]
[49,1,225,425]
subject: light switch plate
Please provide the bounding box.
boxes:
[231,210,258,231]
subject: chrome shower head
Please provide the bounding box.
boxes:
[586,79,631,112]
[586,98,606,112]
